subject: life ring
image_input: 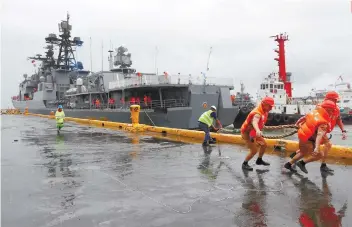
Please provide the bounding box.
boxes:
[202,102,208,109]
[283,115,290,123]
[274,114,281,123]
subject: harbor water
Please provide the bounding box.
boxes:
[1,115,352,227]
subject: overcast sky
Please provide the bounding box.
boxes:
[1,0,351,108]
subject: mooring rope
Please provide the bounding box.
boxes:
[263,124,298,130]
[219,124,298,139]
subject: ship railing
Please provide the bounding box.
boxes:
[67,99,187,110]
[148,99,187,109]
[108,74,234,90]
[232,100,253,106]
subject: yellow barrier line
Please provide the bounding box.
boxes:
[20,110,352,159]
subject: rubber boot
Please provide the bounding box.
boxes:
[256,158,270,166]
[242,162,253,171]
[284,162,297,173]
[296,160,308,174]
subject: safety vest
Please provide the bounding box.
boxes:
[55,110,65,124]
[316,102,340,133]
[328,105,340,133]
[298,107,331,142]
[240,104,268,134]
[198,110,214,127]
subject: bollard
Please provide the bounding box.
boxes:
[130,104,140,125]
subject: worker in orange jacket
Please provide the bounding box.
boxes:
[284,100,337,173]
[240,97,274,171]
[289,91,347,173]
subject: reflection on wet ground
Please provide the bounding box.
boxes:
[1,115,351,227]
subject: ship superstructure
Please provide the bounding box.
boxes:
[12,13,239,129]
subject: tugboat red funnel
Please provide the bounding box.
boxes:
[272,33,292,98]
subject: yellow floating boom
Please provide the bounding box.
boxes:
[21,105,352,159]
[1,108,21,115]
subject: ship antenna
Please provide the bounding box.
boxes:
[101,40,104,71]
[154,46,158,75]
[108,40,114,70]
[206,46,212,72]
[90,37,93,72]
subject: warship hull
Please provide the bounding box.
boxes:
[13,100,239,129]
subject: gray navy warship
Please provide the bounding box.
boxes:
[12,13,239,129]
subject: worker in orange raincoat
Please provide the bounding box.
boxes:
[284,100,337,173]
[240,97,274,171]
[289,91,347,173]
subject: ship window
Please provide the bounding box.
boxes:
[343,100,350,103]
[265,84,268,89]
[273,95,275,98]
[270,84,273,88]
[280,95,282,98]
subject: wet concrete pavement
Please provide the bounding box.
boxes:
[1,115,352,227]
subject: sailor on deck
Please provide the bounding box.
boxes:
[55,105,65,134]
[198,106,222,146]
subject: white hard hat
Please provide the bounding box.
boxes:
[211,105,217,110]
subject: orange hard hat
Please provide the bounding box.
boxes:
[325,91,339,100]
[320,100,336,110]
[261,97,274,107]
